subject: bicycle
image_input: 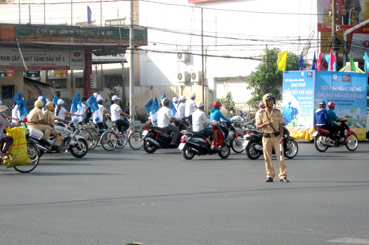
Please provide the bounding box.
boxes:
[115,120,143,150]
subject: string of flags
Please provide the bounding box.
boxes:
[277,49,369,73]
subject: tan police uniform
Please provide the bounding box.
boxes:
[43,110,62,147]
[27,107,51,140]
[256,108,287,179]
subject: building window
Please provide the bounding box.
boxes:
[1,85,14,99]
[104,75,122,87]
[47,79,67,89]
[75,78,84,88]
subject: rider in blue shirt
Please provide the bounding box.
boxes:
[314,101,328,128]
[210,101,231,124]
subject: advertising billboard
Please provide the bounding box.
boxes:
[283,71,367,140]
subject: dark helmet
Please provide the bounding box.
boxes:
[328,101,335,109]
[262,93,275,106]
[319,101,326,108]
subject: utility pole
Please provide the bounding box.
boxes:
[19,0,21,24]
[71,0,73,25]
[129,0,135,121]
[100,0,103,26]
[201,8,205,105]
[44,0,46,24]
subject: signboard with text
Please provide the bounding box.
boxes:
[0,47,85,70]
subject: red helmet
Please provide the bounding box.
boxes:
[328,101,335,109]
[213,101,222,108]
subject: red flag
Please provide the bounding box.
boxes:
[317,52,322,71]
[330,49,336,71]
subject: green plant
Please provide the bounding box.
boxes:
[217,92,235,113]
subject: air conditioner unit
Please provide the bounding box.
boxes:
[177,71,190,83]
[191,71,202,83]
[177,52,189,63]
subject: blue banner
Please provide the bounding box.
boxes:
[13,91,29,119]
[86,95,99,112]
[70,91,82,113]
[52,95,59,107]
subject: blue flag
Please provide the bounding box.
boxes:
[144,98,159,116]
[169,99,177,116]
[298,54,303,70]
[160,92,166,102]
[70,91,82,113]
[41,95,47,110]
[154,96,160,108]
[86,95,99,112]
[311,52,317,70]
[52,94,59,107]
[87,6,92,24]
[364,52,369,72]
[13,91,29,119]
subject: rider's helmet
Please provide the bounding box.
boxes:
[262,93,275,107]
[45,102,55,111]
[328,101,335,109]
[34,100,44,108]
[259,102,265,109]
[319,101,326,108]
[213,101,222,108]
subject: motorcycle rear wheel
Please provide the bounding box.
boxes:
[245,141,261,160]
[218,145,231,159]
[314,134,329,152]
[231,136,245,153]
[69,138,89,158]
[284,137,298,159]
[143,139,157,153]
[182,145,195,160]
[345,134,359,151]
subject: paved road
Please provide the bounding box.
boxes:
[1,142,369,245]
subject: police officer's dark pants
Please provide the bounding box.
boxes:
[164,124,179,143]
[115,119,129,134]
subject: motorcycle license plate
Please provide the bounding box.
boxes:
[142,130,148,137]
[178,143,185,151]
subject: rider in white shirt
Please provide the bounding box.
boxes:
[192,102,218,149]
[177,96,186,119]
[185,92,196,119]
[110,95,131,134]
[157,98,181,145]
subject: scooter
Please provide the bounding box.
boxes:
[313,121,359,152]
[243,127,298,160]
[141,121,187,153]
[178,124,231,160]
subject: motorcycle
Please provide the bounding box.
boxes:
[141,121,187,153]
[225,119,246,153]
[178,124,231,160]
[27,123,89,158]
[243,127,298,160]
[313,121,359,152]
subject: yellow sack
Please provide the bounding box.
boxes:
[4,127,31,168]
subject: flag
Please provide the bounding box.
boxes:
[298,54,303,70]
[160,92,166,102]
[86,95,99,112]
[169,99,177,116]
[317,52,322,71]
[41,95,47,110]
[13,91,29,119]
[144,98,159,116]
[350,54,356,72]
[311,52,317,70]
[154,96,160,108]
[52,94,59,107]
[364,52,369,72]
[87,6,92,24]
[277,51,288,71]
[330,49,337,71]
[70,91,82,113]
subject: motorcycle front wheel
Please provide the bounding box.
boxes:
[245,141,261,160]
[143,139,157,153]
[284,137,298,159]
[345,134,359,151]
[231,135,245,153]
[314,134,329,152]
[69,138,88,158]
[218,145,231,159]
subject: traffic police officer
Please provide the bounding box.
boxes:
[256,93,289,183]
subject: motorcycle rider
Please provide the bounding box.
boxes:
[157,98,181,145]
[192,102,218,149]
[256,93,289,183]
[210,101,231,147]
[327,101,347,143]
[314,101,329,130]
[27,100,52,146]
[43,102,63,150]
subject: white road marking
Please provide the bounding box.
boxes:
[327,237,369,244]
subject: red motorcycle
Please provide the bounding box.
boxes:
[313,121,359,152]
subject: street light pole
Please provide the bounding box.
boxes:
[129,0,135,121]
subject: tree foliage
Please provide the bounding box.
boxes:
[217,92,235,113]
[246,48,299,108]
